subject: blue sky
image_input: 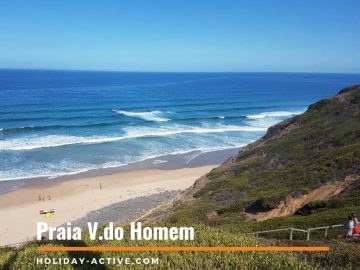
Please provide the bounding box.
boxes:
[0,0,359,72]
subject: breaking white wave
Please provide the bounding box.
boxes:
[0,135,124,151]
[0,124,266,151]
[0,144,247,181]
[246,111,303,119]
[123,125,266,139]
[112,110,170,122]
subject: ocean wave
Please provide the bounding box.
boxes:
[0,115,116,123]
[0,122,124,134]
[112,110,170,122]
[0,135,124,151]
[246,111,303,119]
[0,107,106,116]
[175,115,249,121]
[0,144,247,181]
[0,124,265,151]
[123,125,266,139]
[168,115,232,122]
[179,106,281,114]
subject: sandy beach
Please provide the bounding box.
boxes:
[0,165,216,246]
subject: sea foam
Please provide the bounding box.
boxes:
[0,124,266,151]
[112,110,170,122]
[0,135,123,151]
[246,111,303,119]
[123,125,266,139]
[0,144,248,181]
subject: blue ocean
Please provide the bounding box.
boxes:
[0,70,359,182]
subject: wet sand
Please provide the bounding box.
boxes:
[0,147,238,194]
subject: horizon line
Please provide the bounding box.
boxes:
[0,67,359,75]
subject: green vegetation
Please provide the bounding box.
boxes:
[165,86,360,269]
[0,248,16,269]
[0,225,315,270]
[168,85,360,225]
[278,240,360,270]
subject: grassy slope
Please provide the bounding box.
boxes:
[0,225,314,270]
[163,86,360,269]
[167,85,360,228]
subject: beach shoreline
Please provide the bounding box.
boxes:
[0,147,239,194]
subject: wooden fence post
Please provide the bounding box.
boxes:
[245,224,342,242]
[325,227,329,237]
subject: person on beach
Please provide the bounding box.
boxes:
[352,213,360,236]
[345,215,355,238]
[351,213,359,225]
